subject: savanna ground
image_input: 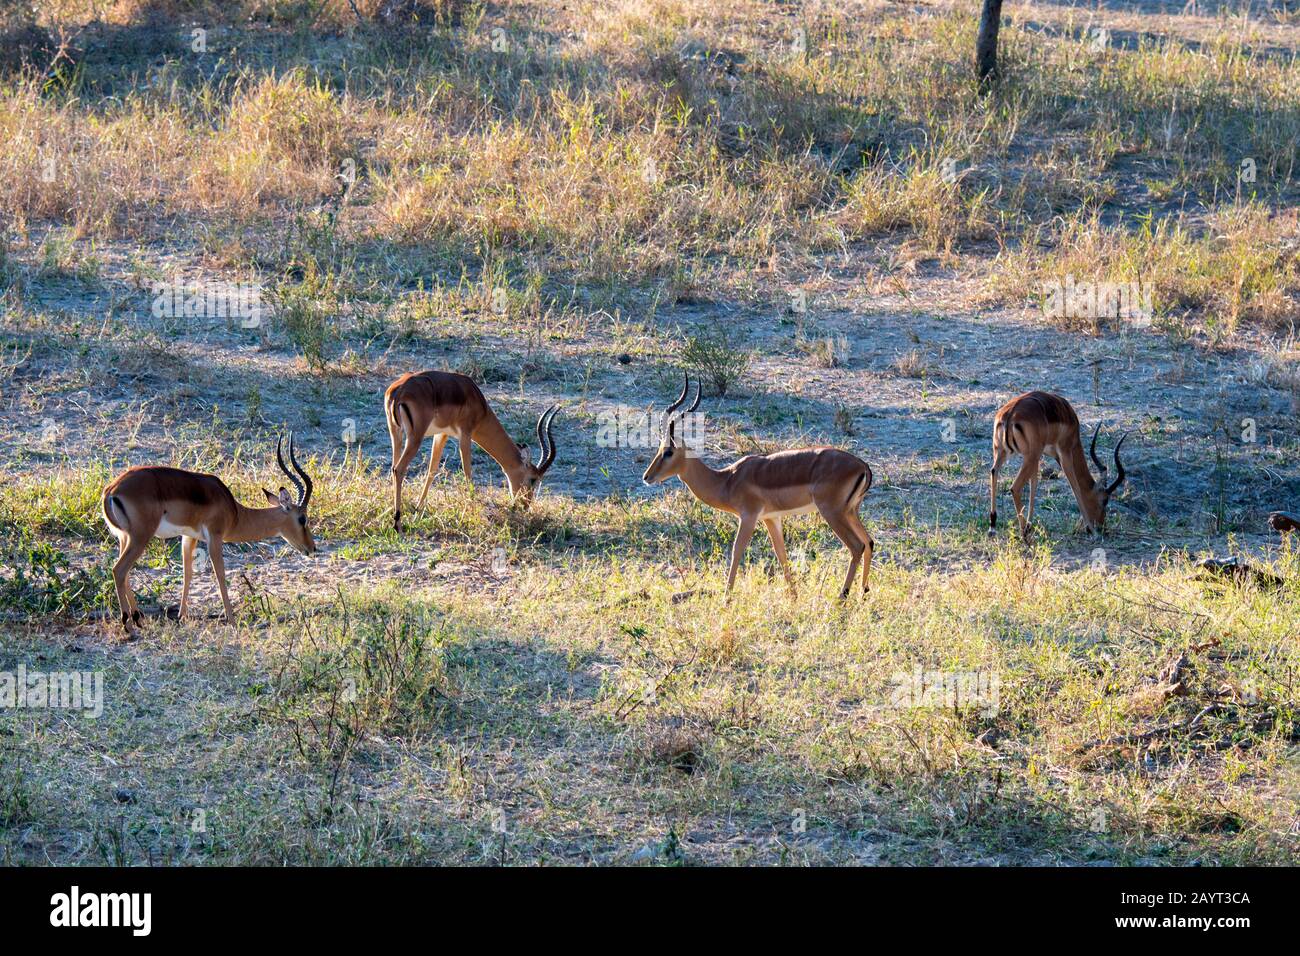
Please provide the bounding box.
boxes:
[0,0,1298,865]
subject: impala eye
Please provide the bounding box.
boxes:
[664,448,673,458]
[298,516,307,526]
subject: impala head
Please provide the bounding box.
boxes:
[262,432,317,555]
[1082,423,1129,531]
[643,373,702,485]
[509,405,560,507]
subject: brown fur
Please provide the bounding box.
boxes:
[103,466,240,537]
[990,390,1124,538]
[101,459,315,631]
[384,370,556,529]
[644,410,874,599]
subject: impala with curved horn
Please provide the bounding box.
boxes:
[642,374,876,598]
[100,433,317,631]
[385,370,559,530]
[989,391,1128,539]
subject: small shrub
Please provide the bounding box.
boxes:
[682,328,749,396]
[892,348,928,378]
[270,264,338,371]
[0,747,35,828]
[800,334,850,368]
[0,533,112,619]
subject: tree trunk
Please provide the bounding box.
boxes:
[976,0,1004,84]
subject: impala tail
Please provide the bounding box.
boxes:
[846,465,872,508]
[101,492,129,538]
[385,391,413,440]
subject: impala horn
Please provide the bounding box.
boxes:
[664,373,701,441]
[1088,422,1106,476]
[662,372,691,436]
[535,405,560,473]
[1104,432,1128,496]
[277,431,313,508]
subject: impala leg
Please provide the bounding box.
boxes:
[847,511,875,593]
[1009,454,1040,541]
[1026,467,1041,527]
[988,446,1009,534]
[391,429,424,533]
[457,430,474,491]
[817,504,866,600]
[179,535,197,620]
[207,536,236,624]
[415,434,448,510]
[725,515,758,595]
[763,517,797,597]
[112,535,149,631]
[386,403,402,468]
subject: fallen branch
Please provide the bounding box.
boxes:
[1078,703,1224,753]
[1195,556,1285,590]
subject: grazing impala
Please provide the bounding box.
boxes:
[989,390,1128,539]
[642,374,875,598]
[100,435,316,631]
[1269,512,1300,533]
[385,370,560,530]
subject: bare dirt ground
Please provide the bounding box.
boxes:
[6,224,1298,589]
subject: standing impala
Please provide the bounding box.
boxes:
[642,374,875,599]
[100,434,316,631]
[989,390,1128,539]
[385,370,559,530]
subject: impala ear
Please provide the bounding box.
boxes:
[265,486,293,508]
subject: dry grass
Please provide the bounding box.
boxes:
[0,0,1293,327]
[2,459,1298,864]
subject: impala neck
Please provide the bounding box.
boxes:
[677,454,733,511]
[1061,441,1105,524]
[472,410,527,482]
[227,504,290,543]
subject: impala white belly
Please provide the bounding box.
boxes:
[157,517,204,541]
[759,503,819,521]
[423,424,458,439]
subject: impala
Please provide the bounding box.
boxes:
[1269,511,1299,533]
[642,374,875,598]
[100,435,316,630]
[385,370,559,530]
[989,390,1128,539]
